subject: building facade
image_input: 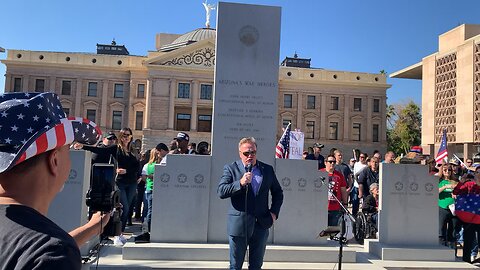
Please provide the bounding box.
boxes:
[2,28,390,155]
[392,24,480,159]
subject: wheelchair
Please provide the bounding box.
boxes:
[354,211,378,244]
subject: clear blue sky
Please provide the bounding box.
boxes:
[1,0,479,106]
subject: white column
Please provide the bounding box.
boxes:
[22,75,30,91]
[191,80,199,131]
[4,74,12,92]
[101,80,109,128]
[320,94,327,140]
[168,79,176,130]
[74,79,82,116]
[296,93,302,129]
[145,79,153,129]
[366,96,372,141]
[49,76,57,94]
[343,95,350,141]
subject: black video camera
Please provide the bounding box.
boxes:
[86,163,121,237]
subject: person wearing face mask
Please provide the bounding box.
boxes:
[218,137,283,270]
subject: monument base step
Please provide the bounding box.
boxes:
[122,242,356,263]
[88,242,477,270]
[365,239,456,261]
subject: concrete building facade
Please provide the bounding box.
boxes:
[392,24,480,159]
[2,28,390,155]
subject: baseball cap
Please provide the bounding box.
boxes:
[174,132,189,142]
[156,143,169,152]
[448,158,459,166]
[0,92,102,173]
[105,131,117,140]
[313,143,324,148]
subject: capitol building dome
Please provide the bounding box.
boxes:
[160,28,216,52]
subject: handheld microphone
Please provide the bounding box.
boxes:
[246,163,253,173]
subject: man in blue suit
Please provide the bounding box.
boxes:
[218,137,284,270]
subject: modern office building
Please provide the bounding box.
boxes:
[2,27,390,154]
[392,24,480,159]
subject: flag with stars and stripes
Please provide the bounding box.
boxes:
[455,193,480,224]
[275,122,291,159]
[0,92,102,173]
[435,129,448,165]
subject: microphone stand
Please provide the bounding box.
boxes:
[244,164,252,267]
[319,176,355,270]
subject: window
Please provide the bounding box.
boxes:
[198,115,212,132]
[135,111,144,131]
[112,111,122,130]
[373,124,379,142]
[88,82,97,97]
[63,107,70,116]
[282,119,291,128]
[354,98,362,111]
[35,79,45,92]
[86,109,96,123]
[329,122,338,140]
[178,83,190,98]
[352,123,361,141]
[200,84,213,100]
[176,113,191,131]
[114,83,124,98]
[61,80,71,95]
[373,99,380,113]
[331,96,339,110]
[306,121,315,139]
[13,78,22,92]
[137,84,145,98]
[307,95,315,109]
[284,94,292,108]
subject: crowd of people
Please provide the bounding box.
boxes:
[433,157,480,263]
[305,141,480,264]
[305,144,391,234]
[75,130,210,245]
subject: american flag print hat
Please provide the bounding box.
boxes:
[0,92,102,173]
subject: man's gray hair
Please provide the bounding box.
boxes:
[238,137,257,149]
[369,183,379,191]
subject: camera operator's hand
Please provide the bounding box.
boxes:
[73,143,83,150]
[117,168,126,175]
[69,211,111,248]
[90,211,111,231]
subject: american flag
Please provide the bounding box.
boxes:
[455,194,480,225]
[275,122,291,159]
[0,92,101,172]
[435,129,448,165]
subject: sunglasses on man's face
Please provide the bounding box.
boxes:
[242,151,256,157]
[326,160,336,163]
[360,156,365,159]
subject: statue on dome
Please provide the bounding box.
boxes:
[202,0,216,28]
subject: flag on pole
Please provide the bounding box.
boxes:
[435,129,448,165]
[275,122,291,159]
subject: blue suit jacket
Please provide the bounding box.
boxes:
[218,160,284,236]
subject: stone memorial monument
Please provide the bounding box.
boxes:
[48,150,97,256]
[365,163,454,261]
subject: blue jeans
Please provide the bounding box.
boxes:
[350,186,359,216]
[328,210,342,227]
[142,190,153,233]
[229,222,269,270]
[117,182,137,232]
